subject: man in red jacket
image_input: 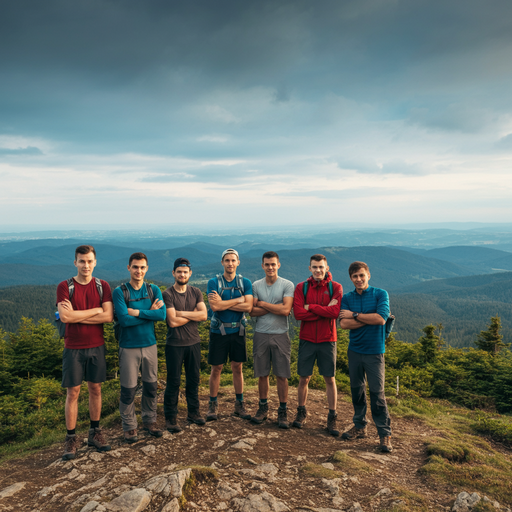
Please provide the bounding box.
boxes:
[293,254,342,436]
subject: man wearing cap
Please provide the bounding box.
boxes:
[206,249,253,421]
[162,258,208,432]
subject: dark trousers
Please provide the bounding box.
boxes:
[348,349,391,437]
[164,343,201,419]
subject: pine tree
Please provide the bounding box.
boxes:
[475,315,510,355]
[418,324,444,363]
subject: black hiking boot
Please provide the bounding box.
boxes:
[187,411,206,425]
[143,422,164,438]
[165,416,182,433]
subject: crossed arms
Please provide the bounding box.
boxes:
[250,296,293,317]
[58,299,113,325]
[166,302,208,328]
[207,291,254,313]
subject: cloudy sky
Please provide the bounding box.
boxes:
[1,0,511,229]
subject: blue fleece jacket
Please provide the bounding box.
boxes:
[112,282,166,348]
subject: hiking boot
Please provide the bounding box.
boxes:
[88,427,111,452]
[341,424,367,440]
[251,403,268,424]
[277,406,290,429]
[165,416,182,433]
[292,407,307,428]
[327,412,340,437]
[379,436,393,453]
[187,411,206,425]
[124,429,138,444]
[143,422,163,438]
[206,401,218,422]
[62,434,77,461]
[233,400,251,420]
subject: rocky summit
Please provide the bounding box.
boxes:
[0,389,511,511]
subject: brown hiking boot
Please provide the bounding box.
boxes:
[88,427,111,452]
[341,424,367,440]
[233,400,251,420]
[327,413,340,437]
[251,403,268,424]
[124,429,138,444]
[143,422,163,438]
[292,407,307,428]
[206,400,218,422]
[165,416,182,433]
[379,436,393,453]
[187,411,206,425]
[62,434,77,460]
[277,406,290,429]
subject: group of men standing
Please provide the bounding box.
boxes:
[57,245,392,461]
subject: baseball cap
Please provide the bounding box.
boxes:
[173,257,191,271]
[221,248,239,260]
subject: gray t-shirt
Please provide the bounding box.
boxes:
[162,285,204,346]
[252,277,295,334]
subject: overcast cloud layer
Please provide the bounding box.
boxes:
[1,0,511,227]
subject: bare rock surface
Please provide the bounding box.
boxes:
[0,388,511,512]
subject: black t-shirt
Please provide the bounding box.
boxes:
[162,285,204,346]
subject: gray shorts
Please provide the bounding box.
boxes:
[297,339,336,378]
[62,344,107,388]
[253,332,291,379]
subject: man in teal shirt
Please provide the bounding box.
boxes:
[113,252,166,442]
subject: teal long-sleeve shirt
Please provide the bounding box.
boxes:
[112,282,166,348]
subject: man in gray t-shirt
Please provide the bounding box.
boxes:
[162,258,207,432]
[250,251,294,428]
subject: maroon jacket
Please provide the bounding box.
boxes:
[293,272,342,343]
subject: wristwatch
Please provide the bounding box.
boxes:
[352,312,359,319]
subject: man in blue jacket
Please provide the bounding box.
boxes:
[112,252,166,443]
[338,261,392,452]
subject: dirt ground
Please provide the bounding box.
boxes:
[0,387,472,511]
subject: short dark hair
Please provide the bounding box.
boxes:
[262,251,279,262]
[129,252,148,265]
[310,254,327,264]
[348,261,370,276]
[75,245,96,260]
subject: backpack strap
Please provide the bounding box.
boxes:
[302,281,308,302]
[120,283,130,305]
[94,277,104,302]
[67,278,75,300]
[236,274,245,294]
[146,283,155,304]
[303,280,333,304]
[328,281,333,299]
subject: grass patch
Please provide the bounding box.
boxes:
[299,462,344,479]
[421,434,512,503]
[391,484,429,512]
[471,414,512,446]
[332,451,373,473]
[426,438,476,463]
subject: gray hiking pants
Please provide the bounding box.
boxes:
[119,345,158,431]
[348,349,391,438]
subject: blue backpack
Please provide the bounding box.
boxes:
[209,274,247,336]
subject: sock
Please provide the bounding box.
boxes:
[67,429,76,436]
[90,420,100,429]
[279,402,287,409]
[329,409,336,415]
[298,405,306,411]
[236,393,243,402]
[209,396,218,402]
[259,398,268,405]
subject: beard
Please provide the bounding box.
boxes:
[175,276,190,285]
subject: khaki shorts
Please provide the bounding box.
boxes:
[253,332,291,378]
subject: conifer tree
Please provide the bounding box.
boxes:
[475,315,510,355]
[418,324,444,363]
